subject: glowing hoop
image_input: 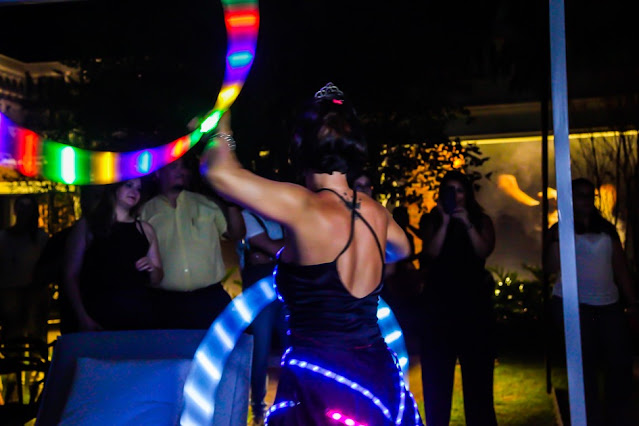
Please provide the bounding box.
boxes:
[180,273,410,425]
[0,0,259,185]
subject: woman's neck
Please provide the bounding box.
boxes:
[307,172,350,192]
[115,205,134,223]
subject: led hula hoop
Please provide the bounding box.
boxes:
[0,0,259,185]
[180,271,411,425]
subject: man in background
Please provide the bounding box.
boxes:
[141,154,244,329]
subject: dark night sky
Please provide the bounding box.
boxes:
[3,0,635,94]
[1,0,637,155]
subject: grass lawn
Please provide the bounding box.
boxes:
[407,354,558,426]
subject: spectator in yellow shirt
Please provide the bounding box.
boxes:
[141,155,244,329]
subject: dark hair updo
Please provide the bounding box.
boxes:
[290,82,367,177]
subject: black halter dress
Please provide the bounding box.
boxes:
[266,189,423,425]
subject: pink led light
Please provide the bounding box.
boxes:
[326,410,367,426]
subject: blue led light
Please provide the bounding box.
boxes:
[136,151,151,173]
[180,277,277,425]
[181,253,411,424]
[377,298,410,380]
[228,51,254,68]
[286,356,393,420]
[264,400,297,425]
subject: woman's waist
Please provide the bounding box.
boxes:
[288,327,385,349]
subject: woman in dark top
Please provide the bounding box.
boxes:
[201,83,422,425]
[64,178,163,331]
[419,170,497,426]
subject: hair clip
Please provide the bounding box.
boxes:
[314,82,344,101]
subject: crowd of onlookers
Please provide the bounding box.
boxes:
[0,155,636,425]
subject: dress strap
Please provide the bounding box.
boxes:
[135,217,149,243]
[315,188,385,265]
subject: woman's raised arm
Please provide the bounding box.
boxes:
[201,113,314,229]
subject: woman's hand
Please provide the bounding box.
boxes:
[217,110,233,135]
[451,206,471,228]
[200,111,235,177]
[135,256,155,272]
[435,202,451,226]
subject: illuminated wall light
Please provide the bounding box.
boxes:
[61,147,76,184]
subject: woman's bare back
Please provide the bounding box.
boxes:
[280,189,389,299]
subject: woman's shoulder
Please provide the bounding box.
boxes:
[137,219,156,235]
[359,194,393,223]
[596,216,619,237]
[479,212,494,226]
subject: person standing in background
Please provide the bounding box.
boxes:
[419,170,497,426]
[239,207,287,426]
[546,178,637,426]
[140,154,244,329]
[0,195,49,340]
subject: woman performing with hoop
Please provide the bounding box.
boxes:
[201,83,422,425]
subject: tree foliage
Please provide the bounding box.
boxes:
[358,105,490,209]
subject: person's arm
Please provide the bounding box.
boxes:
[221,203,246,241]
[421,208,450,259]
[62,219,102,331]
[611,234,637,307]
[451,208,495,259]
[201,113,315,229]
[136,221,164,286]
[386,209,411,263]
[248,232,285,258]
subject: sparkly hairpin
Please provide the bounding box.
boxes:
[314,82,345,101]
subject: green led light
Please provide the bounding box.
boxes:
[61,146,76,184]
[200,111,222,133]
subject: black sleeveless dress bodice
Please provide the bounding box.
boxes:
[82,220,150,291]
[276,260,383,348]
[267,189,423,425]
[81,220,157,330]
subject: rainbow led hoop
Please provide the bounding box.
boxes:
[180,272,410,425]
[0,0,259,185]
